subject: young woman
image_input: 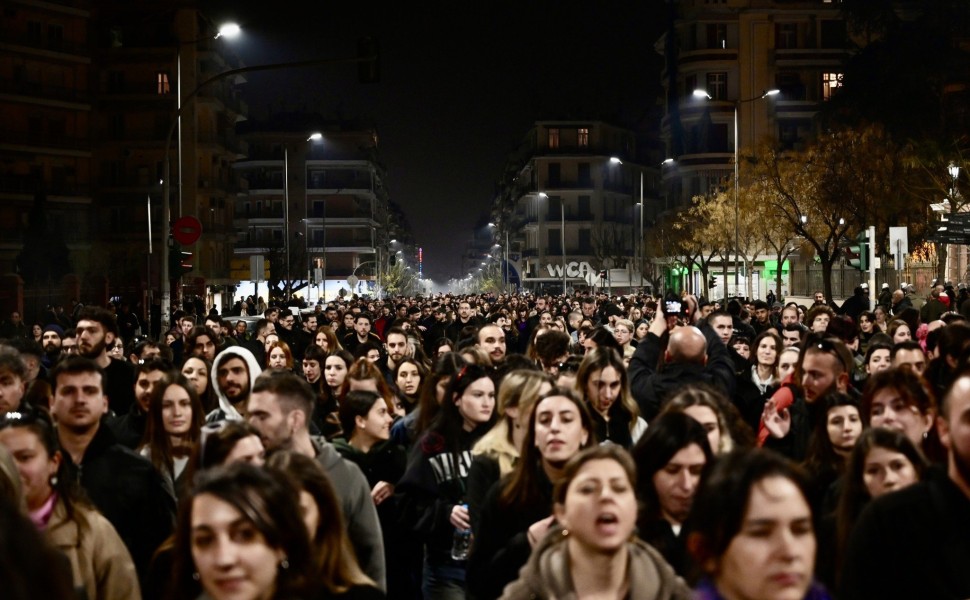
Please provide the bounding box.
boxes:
[172,463,314,600]
[501,445,691,599]
[633,412,714,579]
[470,389,595,599]
[315,325,343,354]
[634,319,650,343]
[888,319,912,345]
[802,392,863,515]
[687,449,827,600]
[313,350,353,438]
[394,358,427,415]
[863,342,892,377]
[391,352,466,450]
[332,391,408,598]
[467,370,554,531]
[861,366,945,463]
[396,363,496,598]
[659,383,755,455]
[575,347,646,447]
[192,420,266,472]
[267,452,384,599]
[857,311,876,353]
[0,407,140,599]
[613,318,637,363]
[873,305,890,333]
[779,346,800,383]
[181,356,215,414]
[750,331,781,396]
[827,428,928,590]
[140,375,205,502]
[266,340,295,372]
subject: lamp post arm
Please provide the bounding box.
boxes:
[159,53,376,332]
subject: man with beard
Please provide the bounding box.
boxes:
[50,357,175,583]
[381,326,410,384]
[246,371,386,589]
[206,345,263,422]
[40,324,63,368]
[75,306,136,415]
[841,371,970,600]
[446,300,484,344]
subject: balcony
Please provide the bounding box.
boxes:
[0,176,91,197]
[0,28,88,56]
[0,78,91,104]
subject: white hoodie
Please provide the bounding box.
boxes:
[205,346,264,422]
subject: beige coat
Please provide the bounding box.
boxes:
[45,498,142,600]
[500,533,691,600]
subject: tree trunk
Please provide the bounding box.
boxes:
[775,248,786,302]
[937,242,948,282]
[822,255,835,304]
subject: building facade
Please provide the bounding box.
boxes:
[233,119,392,302]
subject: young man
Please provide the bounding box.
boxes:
[342,313,382,353]
[50,356,175,581]
[206,346,263,422]
[108,359,174,448]
[476,323,507,366]
[246,371,386,589]
[75,306,136,415]
[0,346,27,412]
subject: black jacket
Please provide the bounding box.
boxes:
[840,468,970,600]
[628,325,736,422]
[467,469,554,600]
[60,423,175,582]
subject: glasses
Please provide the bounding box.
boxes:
[811,338,850,371]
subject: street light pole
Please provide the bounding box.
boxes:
[561,200,566,296]
[159,53,377,332]
[693,88,778,298]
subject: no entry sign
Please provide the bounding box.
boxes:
[172,216,203,246]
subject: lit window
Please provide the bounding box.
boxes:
[157,72,171,95]
[578,128,589,147]
[548,128,560,149]
[822,72,843,100]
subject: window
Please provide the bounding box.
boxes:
[547,163,561,187]
[577,127,589,148]
[548,196,563,220]
[578,163,591,186]
[157,72,171,95]
[707,72,727,100]
[776,23,797,49]
[547,228,561,252]
[776,72,805,101]
[822,72,843,100]
[578,196,591,219]
[107,71,125,93]
[706,23,727,49]
[548,128,560,149]
[27,21,41,44]
[579,228,592,253]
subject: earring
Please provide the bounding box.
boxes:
[49,475,58,487]
[192,572,200,581]
[561,529,569,537]
[279,558,289,570]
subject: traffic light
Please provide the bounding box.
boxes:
[846,231,869,271]
[169,241,193,277]
[709,276,718,289]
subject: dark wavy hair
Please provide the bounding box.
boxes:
[173,463,312,599]
[141,375,204,480]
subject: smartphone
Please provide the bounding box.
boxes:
[665,301,681,314]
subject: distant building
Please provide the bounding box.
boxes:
[493,121,656,294]
[233,117,393,301]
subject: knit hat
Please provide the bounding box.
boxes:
[42,324,64,338]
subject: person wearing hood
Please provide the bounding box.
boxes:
[245,370,387,590]
[205,345,263,423]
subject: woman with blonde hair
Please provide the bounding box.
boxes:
[467,369,553,530]
[315,325,343,354]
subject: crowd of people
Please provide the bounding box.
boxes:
[0,283,968,599]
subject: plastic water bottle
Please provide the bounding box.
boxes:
[451,504,472,560]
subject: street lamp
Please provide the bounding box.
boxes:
[693,87,779,296]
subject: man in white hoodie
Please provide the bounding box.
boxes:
[206,346,263,423]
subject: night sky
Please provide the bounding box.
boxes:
[207,2,665,282]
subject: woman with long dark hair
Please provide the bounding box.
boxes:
[575,346,646,447]
[267,452,383,599]
[396,363,496,598]
[632,411,714,579]
[391,352,466,450]
[139,375,205,502]
[469,389,595,599]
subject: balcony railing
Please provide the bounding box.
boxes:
[0,78,92,104]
